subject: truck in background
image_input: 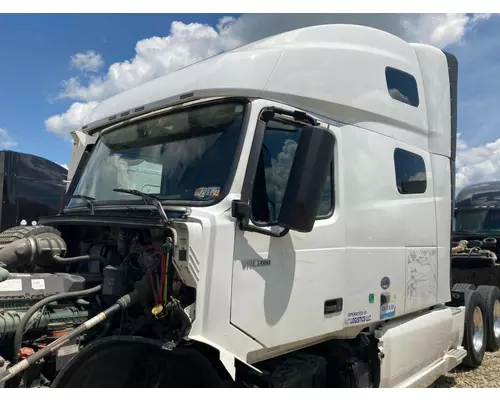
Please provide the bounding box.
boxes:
[0,150,67,232]
[452,181,500,352]
[0,24,497,388]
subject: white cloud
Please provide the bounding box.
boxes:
[59,163,68,169]
[455,133,500,193]
[58,20,238,103]
[44,101,99,137]
[70,50,104,72]
[410,172,426,182]
[471,13,492,23]
[0,128,18,149]
[227,13,491,50]
[46,14,492,137]
[389,88,410,104]
[400,14,491,48]
[265,138,298,206]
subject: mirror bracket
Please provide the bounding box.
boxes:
[231,200,289,238]
[261,107,318,126]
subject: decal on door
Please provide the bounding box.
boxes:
[241,259,271,269]
[380,276,391,290]
[345,310,372,325]
[380,303,396,319]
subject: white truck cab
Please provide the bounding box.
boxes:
[5,24,491,388]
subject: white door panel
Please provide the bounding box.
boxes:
[343,248,406,325]
[230,116,344,349]
[231,227,346,348]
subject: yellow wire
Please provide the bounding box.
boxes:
[163,252,169,304]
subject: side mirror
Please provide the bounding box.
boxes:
[278,125,334,233]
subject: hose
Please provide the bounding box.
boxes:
[12,285,102,364]
[1,288,145,385]
[52,254,107,265]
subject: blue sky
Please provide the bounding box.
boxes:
[0,13,497,190]
[0,14,231,166]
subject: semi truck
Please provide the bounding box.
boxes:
[0,150,67,231]
[451,181,500,352]
[0,24,496,388]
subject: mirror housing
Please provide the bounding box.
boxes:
[278,125,334,233]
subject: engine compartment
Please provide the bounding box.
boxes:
[0,223,196,388]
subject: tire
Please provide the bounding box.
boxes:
[476,285,500,352]
[462,290,486,368]
[453,283,477,292]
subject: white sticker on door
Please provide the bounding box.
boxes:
[380,303,396,319]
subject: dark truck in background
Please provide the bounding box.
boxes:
[0,150,67,232]
[452,181,500,351]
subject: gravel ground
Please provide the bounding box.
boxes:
[432,351,500,388]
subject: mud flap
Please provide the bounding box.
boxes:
[190,335,262,380]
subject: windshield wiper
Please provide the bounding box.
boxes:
[113,188,169,224]
[112,188,191,224]
[70,194,95,215]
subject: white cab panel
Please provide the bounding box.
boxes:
[411,44,452,158]
[376,306,464,388]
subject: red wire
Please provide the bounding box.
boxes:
[143,245,165,304]
[143,245,161,252]
[159,253,166,302]
[149,272,160,303]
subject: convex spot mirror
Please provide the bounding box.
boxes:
[277,124,334,233]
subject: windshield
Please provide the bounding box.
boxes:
[68,101,246,208]
[454,209,500,233]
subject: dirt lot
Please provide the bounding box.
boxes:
[432,351,500,388]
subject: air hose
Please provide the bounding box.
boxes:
[12,285,103,364]
[52,254,107,265]
[1,286,148,384]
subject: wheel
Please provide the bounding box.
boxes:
[453,283,477,292]
[476,285,500,352]
[462,290,486,368]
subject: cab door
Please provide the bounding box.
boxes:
[230,106,346,350]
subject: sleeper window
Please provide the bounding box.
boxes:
[394,148,427,194]
[385,67,419,107]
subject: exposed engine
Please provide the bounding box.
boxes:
[0,223,195,388]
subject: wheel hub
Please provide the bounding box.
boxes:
[493,299,500,339]
[472,306,484,353]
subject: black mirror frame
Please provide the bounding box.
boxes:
[233,106,332,237]
[277,124,334,233]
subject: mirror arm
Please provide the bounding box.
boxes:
[264,107,318,126]
[238,218,289,238]
[232,199,289,237]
